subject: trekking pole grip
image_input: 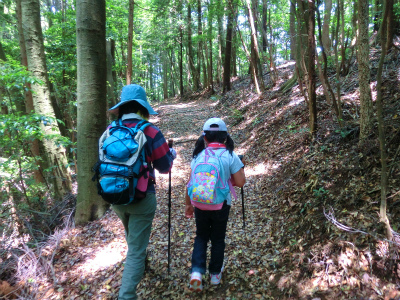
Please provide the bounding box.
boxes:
[168,139,173,148]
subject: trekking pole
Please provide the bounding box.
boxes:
[238,155,245,230]
[167,139,173,275]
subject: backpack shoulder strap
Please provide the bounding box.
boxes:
[137,120,151,132]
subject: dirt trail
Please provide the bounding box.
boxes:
[144,97,266,299]
[51,97,270,300]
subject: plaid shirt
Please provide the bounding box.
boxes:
[109,114,174,193]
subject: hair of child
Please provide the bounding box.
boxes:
[118,100,150,120]
[192,131,235,158]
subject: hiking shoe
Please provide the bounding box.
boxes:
[189,272,203,292]
[210,266,224,285]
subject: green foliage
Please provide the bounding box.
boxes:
[0,59,74,244]
[43,8,77,124]
[335,127,352,139]
[0,60,41,112]
[0,111,73,243]
[313,187,327,199]
[280,122,309,134]
[253,117,263,125]
[231,108,244,124]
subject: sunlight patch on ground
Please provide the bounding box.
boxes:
[78,241,126,273]
[277,61,296,69]
[245,162,280,177]
[287,96,304,107]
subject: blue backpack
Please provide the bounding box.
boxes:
[187,148,236,210]
[92,119,151,205]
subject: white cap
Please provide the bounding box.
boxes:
[203,118,228,132]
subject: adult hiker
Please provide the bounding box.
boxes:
[185,117,246,292]
[108,84,176,300]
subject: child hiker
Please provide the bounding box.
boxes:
[185,117,246,292]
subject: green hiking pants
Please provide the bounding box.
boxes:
[112,193,157,300]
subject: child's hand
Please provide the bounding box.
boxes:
[185,204,194,218]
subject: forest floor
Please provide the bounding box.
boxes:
[4,48,400,300]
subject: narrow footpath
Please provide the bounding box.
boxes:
[50,96,272,300]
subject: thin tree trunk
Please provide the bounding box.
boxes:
[21,0,72,198]
[197,0,203,89]
[179,25,184,97]
[76,0,108,223]
[16,0,45,183]
[339,0,346,74]
[163,51,168,99]
[126,0,134,85]
[267,8,278,83]
[246,0,264,93]
[334,0,341,109]
[216,0,225,84]
[357,0,373,143]
[223,0,235,92]
[289,0,296,60]
[262,0,268,52]
[307,0,317,134]
[188,3,198,90]
[322,0,332,52]
[231,18,238,78]
[385,0,394,50]
[207,0,214,92]
[376,0,393,240]
[106,39,116,107]
[316,0,342,126]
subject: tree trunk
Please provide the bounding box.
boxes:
[316,0,342,126]
[307,0,317,134]
[21,0,72,199]
[106,39,116,108]
[207,0,215,92]
[163,51,168,99]
[385,0,394,50]
[231,18,238,78]
[373,0,382,32]
[197,0,203,89]
[76,0,108,224]
[376,0,393,240]
[321,0,332,52]
[262,0,268,53]
[179,25,184,97]
[126,0,134,85]
[168,50,178,96]
[289,0,296,60]
[216,0,225,84]
[223,0,236,92]
[188,3,198,90]
[246,0,264,93]
[16,0,45,183]
[339,0,346,74]
[357,0,373,143]
[267,8,278,83]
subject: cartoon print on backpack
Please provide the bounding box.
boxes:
[188,147,236,210]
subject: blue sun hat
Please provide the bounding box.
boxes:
[109,84,158,115]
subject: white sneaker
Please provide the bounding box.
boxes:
[189,272,203,292]
[210,265,224,285]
